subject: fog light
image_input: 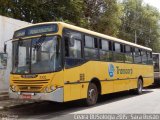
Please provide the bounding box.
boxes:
[44,86,55,93]
[45,87,50,93]
[50,86,55,91]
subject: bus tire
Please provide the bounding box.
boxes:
[136,79,143,95]
[85,83,98,106]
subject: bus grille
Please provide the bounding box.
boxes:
[12,79,50,92]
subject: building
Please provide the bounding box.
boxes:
[0,15,32,92]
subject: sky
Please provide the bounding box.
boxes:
[143,0,160,11]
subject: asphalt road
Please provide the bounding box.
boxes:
[1,85,160,120]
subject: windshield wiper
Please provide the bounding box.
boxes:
[34,34,46,51]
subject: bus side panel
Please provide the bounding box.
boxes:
[128,64,138,90]
[140,65,153,87]
[63,85,71,102]
[63,61,115,101]
[128,65,153,89]
[143,65,154,87]
[112,63,130,92]
[143,78,153,87]
[63,66,85,101]
[129,79,137,89]
[80,83,89,99]
[113,80,129,92]
[101,81,114,94]
[84,61,114,95]
[63,61,153,102]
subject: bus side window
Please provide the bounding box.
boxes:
[99,39,112,61]
[134,48,142,64]
[64,30,83,68]
[124,45,133,63]
[141,50,147,64]
[64,36,69,57]
[84,35,98,60]
[113,42,124,62]
[69,39,82,58]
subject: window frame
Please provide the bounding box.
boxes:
[133,47,142,64]
[141,50,148,64]
[68,38,82,59]
[84,34,99,60]
[99,39,113,62]
[113,42,125,63]
[62,28,153,67]
[124,45,134,63]
[63,28,85,69]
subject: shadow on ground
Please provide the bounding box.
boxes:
[1,88,153,119]
[146,84,160,89]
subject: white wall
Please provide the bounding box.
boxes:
[0,15,32,92]
[0,16,31,52]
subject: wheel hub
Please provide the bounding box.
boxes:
[138,80,142,92]
[89,89,96,102]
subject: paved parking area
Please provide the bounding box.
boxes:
[0,86,160,120]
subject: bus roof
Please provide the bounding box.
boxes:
[15,22,152,51]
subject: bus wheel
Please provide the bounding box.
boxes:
[136,79,143,94]
[85,83,98,106]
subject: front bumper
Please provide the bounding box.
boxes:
[9,87,64,102]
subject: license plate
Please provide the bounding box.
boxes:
[21,94,32,99]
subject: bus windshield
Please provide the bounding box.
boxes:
[12,35,62,74]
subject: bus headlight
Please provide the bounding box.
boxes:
[44,86,55,93]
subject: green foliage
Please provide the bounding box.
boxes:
[119,0,160,52]
[0,0,85,24]
[0,0,160,51]
[83,0,122,36]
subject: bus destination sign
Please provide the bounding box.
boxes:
[14,24,58,38]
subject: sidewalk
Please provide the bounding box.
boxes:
[0,91,38,111]
[0,91,9,101]
[0,99,35,110]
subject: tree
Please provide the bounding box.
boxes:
[0,0,85,25]
[0,0,122,36]
[83,0,122,36]
[119,0,160,52]
[1,0,160,51]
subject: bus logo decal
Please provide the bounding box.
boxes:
[108,64,115,77]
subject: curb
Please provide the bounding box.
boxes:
[0,106,4,110]
[0,92,9,101]
[0,100,36,111]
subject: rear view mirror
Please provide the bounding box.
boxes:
[0,53,8,69]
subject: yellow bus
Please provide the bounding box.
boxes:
[9,22,153,106]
